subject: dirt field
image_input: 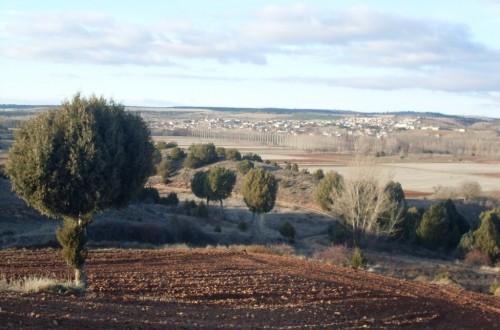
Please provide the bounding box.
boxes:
[0,248,499,329]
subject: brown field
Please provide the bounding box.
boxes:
[1,248,499,329]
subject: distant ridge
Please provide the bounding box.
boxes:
[2,104,497,120]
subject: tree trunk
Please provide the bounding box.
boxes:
[75,267,87,287]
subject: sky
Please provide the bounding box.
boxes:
[1,0,500,118]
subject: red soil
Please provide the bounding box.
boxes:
[0,248,499,329]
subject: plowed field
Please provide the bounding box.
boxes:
[1,248,499,329]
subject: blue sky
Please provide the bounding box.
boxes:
[1,0,500,117]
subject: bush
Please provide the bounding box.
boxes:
[237,159,254,175]
[238,220,248,232]
[0,164,7,179]
[300,168,309,175]
[312,169,324,181]
[279,221,296,243]
[464,249,491,266]
[182,199,197,215]
[195,201,209,218]
[216,147,226,160]
[184,143,218,169]
[242,153,262,162]
[226,149,241,161]
[157,159,173,183]
[291,163,299,172]
[432,272,462,288]
[328,221,350,244]
[490,279,499,295]
[350,247,367,269]
[159,192,179,206]
[312,245,350,266]
[170,147,185,160]
[137,187,160,204]
[472,209,500,262]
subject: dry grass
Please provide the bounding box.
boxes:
[312,245,351,266]
[0,275,83,294]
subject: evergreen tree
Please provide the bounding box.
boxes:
[242,168,278,223]
[7,93,154,287]
[315,171,344,211]
[473,209,500,261]
[205,166,236,216]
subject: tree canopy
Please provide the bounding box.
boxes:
[242,168,278,221]
[6,93,155,286]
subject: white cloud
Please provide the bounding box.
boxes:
[2,6,500,95]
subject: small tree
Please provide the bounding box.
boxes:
[416,203,461,250]
[205,166,236,216]
[279,221,296,243]
[242,168,278,224]
[157,158,173,184]
[6,94,154,287]
[472,209,500,261]
[315,171,343,211]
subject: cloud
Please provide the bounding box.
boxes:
[2,6,500,95]
[1,12,264,65]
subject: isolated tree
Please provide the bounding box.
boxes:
[6,94,155,287]
[328,160,403,246]
[315,171,344,211]
[205,166,236,216]
[242,168,278,223]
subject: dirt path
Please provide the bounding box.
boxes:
[0,248,499,329]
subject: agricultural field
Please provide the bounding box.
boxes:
[1,248,499,329]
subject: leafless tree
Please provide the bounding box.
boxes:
[328,158,404,246]
[460,180,482,203]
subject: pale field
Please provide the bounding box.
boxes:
[156,136,500,194]
[304,163,500,193]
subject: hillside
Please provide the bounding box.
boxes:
[0,248,499,329]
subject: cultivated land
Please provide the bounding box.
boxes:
[1,248,499,329]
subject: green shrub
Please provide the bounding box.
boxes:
[226,149,241,161]
[472,209,500,262]
[350,247,367,269]
[195,201,209,218]
[328,221,350,244]
[279,221,296,243]
[216,147,226,159]
[237,159,254,175]
[312,169,324,181]
[137,187,160,204]
[184,143,218,169]
[159,192,179,206]
[157,159,173,183]
[242,153,262,162]
[0,164,7,179]
[489,279,499,295]
[170,147,185,160]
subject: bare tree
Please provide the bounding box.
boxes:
[460,180,482,203]
[328,158,404,246]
